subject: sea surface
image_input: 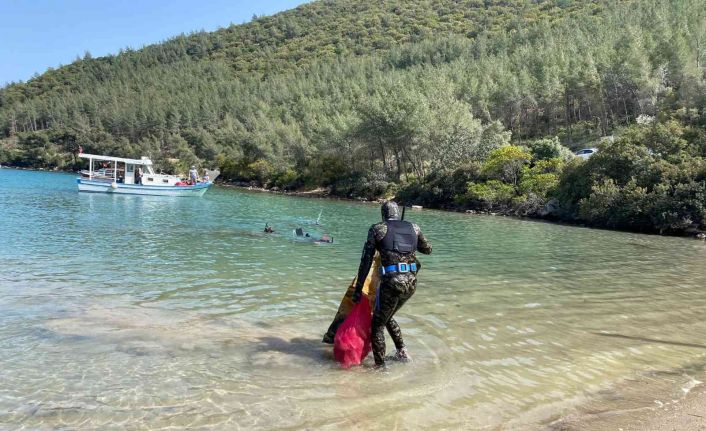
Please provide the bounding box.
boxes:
[2,168,706,430]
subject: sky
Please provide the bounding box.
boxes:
[0,0,310,86]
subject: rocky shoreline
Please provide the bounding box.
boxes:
[217,180,706,241]
[2,166,704,240]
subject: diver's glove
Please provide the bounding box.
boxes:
[351,289,362,304]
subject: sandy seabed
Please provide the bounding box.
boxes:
[549,373,706,430]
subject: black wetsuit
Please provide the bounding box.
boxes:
[354,219,432,366]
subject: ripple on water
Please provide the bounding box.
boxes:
[2,170,706,429]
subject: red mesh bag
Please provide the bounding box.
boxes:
[333,299,372,367]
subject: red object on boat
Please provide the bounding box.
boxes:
[333,299,372,367]
[175,181,188,186]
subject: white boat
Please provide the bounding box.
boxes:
[79,167,119,180]
[76,153,213,197]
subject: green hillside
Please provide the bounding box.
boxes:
[0,0,601,104]
[1,0,705,235]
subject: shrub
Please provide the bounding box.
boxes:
[247,159,275,185]
[483,145,532,186]
[396,162,483,208]
[521,172,559,196]
[526,137,574,161]
[271,168,301,190]
[557,120,706,233]
[303,155,350,187]
[648,181,706,233]
[512,193,547,216]
[464,180,515,210]
[331,171,389,200]
[578,178,626,227]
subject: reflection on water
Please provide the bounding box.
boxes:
[2,169,706,429]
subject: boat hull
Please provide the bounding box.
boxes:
[77,179,211,197]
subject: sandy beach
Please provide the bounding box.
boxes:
[585,388,706,431]
[633,389,706,431]
[550,372,706,430]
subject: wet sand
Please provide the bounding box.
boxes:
[583,388,706,431]
[549,372,706,431]
[632,389,706,431]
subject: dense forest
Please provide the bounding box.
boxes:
[1,0,705,235]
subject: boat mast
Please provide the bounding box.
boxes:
[89,156,93,179]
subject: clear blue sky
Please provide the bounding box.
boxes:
[0,0,310,86]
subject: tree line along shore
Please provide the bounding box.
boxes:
[1,0,705,236]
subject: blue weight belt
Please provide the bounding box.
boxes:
[380,262,417,275]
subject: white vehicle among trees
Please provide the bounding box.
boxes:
[575,148,598,160]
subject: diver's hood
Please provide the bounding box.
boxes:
[381,201,401,221]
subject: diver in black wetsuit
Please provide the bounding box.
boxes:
[352,201,432,367]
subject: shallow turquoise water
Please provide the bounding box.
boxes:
[2,168,706,429]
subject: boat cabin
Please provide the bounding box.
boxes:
[79,153,181,186]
